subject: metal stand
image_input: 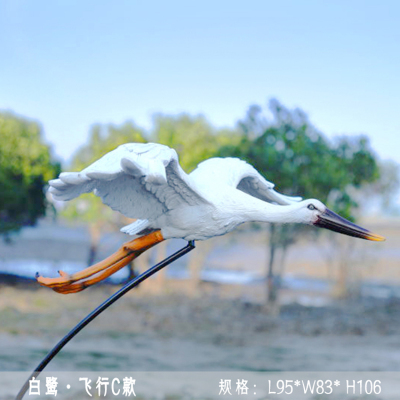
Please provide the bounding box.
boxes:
[15,240,195,400]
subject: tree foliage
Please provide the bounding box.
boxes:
[152,113,240,171]
[219,99,379,217]
[355,159,400,216]
[217,99,380,304]
[0,111,60,238]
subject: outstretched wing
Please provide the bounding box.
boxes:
[49,143,208,221]
[192,157,302,205]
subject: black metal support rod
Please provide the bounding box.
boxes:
[15,240,195,400]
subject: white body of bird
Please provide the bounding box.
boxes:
[49,143,307,241]
[41,142,384,294]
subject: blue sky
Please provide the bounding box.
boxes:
[1,0,399,164]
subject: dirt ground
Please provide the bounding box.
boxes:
[2,281,400,373]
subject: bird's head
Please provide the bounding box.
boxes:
[297,199,385,241]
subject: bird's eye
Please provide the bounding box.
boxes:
[307,204,316,211]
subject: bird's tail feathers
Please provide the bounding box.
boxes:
[121,219,153,236]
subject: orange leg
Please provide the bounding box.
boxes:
[50,252,138,294]
[36,231,165,294]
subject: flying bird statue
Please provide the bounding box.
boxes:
[37,142,385,294]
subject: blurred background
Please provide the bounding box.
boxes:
[1,0,400,374]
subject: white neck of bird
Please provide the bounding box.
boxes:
[237,196,306,225]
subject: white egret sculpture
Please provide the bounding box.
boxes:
[37,143,385,294]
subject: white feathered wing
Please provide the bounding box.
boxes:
[190,157,302,206]
[48,143,209,235]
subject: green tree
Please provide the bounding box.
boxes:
[152,113,240,171]
[218,99,380,306]
[354,159,400,216]
[0,111,60,239]
[62,121,147,265]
